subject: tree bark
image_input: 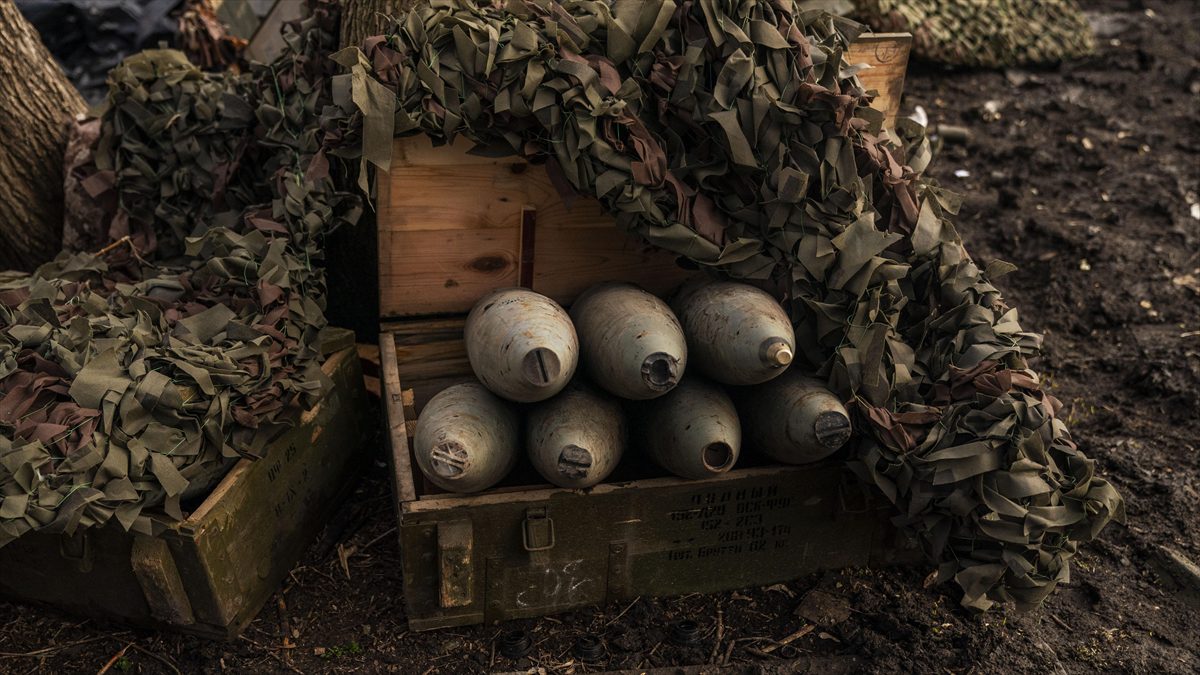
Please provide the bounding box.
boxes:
[0,0,86,272]
[340,0,422,49]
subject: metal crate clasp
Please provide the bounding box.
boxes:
[522,507,555,552]
[59,531,93,573]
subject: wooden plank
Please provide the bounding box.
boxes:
[437,521,474,609]
[398,463,889,630]
[388,318,471,384]
[402,464,800,513]
[380,227,519,316]
[846,33,912,128]
[130,536,195,625]
[532,226,691,305]
[383,163,529,231]
[381,334,419,503]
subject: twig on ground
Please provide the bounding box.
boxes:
[239,636,301,675]
[278,595,294,648]
[362,526,398,550]
[605,597,640,626]
[759,624,814,654]
[337,542,356,580]
[722,639,736,666]
[128,644,181,675]
[95,643,131,675]
[0,636,113,658]
[709,608,724,663]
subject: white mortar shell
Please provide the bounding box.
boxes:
[414,382,520,493]
[526,381,626,488]
[633,377,741,480]
[673,281,796,386]
[570,282,688,400]
[464,288,578,402]
[735,370,852,465]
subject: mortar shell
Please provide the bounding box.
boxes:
[734,370,852,465]
[570,282,687,400]
[414,382,520,493]
[673,280,796,386]
[527,381,626,488]
[464,288,578,402]
[632,377,741,480]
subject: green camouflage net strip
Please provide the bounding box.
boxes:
[852,0,1095,68]
[89,51,263,260]
[0,1,360,546]
[337,0,1122,611]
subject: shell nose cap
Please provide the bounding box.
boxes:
[557,444,594,479]
[763,338,794,368]
[642,352,680,391]
[430,441,470,478]
[814,410,852,449]
[522,347,561,387]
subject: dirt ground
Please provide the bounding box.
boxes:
[2,0,1198,672]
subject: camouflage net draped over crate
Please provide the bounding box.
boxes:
[852,0,1096,68]
[335,0,1122,611]
[0,3,360,545]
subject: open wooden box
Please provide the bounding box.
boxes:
[0,330,371,638]
[378,35,917,631]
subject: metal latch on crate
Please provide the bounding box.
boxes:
[522,507,555,552]
[58,531,93,572]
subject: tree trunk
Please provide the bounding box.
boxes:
[0,0,86,272]
[340,0,422,49]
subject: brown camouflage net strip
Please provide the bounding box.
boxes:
[852,0,1095,68]
[336,0,1122,611]
[0,1,360,546]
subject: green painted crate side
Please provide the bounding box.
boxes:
[0,524,152,622]
[396,466,892,631]
[0,340,371,638]
[178,346,371,636]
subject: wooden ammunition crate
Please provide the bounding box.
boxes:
[0,330,371,639]
[378,35,916,631]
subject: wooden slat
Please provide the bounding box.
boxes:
[532,226,691,304]
[388,317,471,384]
[846,33,912,128]
[130,536,195,625]
[437,521,474,609]
[380,335,419,504]
[380,228,519,316]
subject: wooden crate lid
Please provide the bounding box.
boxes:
[377,34,911,321]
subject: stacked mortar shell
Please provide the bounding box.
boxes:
[412,280,854,492]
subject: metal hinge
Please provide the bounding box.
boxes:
[522,507,555,552]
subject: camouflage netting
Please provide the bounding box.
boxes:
[0,1,360,546]
[852,0,1096,68]
[333,0,1122,611]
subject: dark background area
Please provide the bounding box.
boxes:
[1,0,1198,672]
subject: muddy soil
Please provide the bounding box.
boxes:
[1,0,1197,672]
